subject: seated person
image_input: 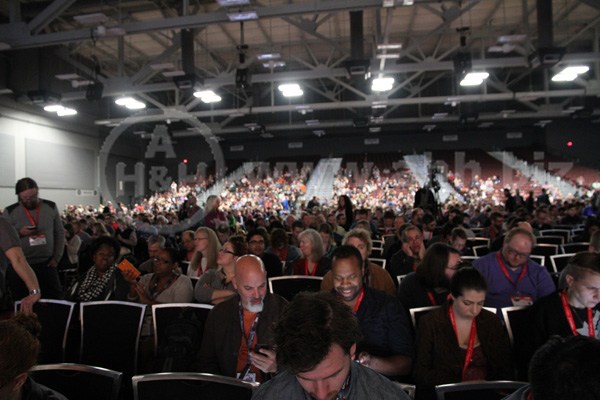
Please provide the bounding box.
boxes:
[291,229,331,276]
[398,243,462,311]
[502,335,600,400]
[125,247,194,336]
[194,236,246,305]
[529,252,600,354]
[266,228,301,268]
[389,225,426,284]
[0,313,68,399]
[330,245,413,378]
[321,228,396,296]
[414,267,513,400]
[67,236,129,302]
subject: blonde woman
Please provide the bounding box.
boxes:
[187,227,221,277]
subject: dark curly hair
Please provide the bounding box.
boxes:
[0,313,41,388]
[274,292,361,374]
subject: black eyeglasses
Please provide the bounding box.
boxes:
[219,248,236,255]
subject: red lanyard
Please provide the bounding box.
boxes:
[496,252,528,288]
[449,305,477,381]
[23,204,40,226]
[352,289,365,314]
[427,291,437,306]
[304,259,318,276]
[560,290,595,337]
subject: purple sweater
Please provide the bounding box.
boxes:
[473,251,556,309]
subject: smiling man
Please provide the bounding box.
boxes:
[198,255,287,383]
[252,291,410,400]
[473,227,555,309]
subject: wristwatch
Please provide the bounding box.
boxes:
[29,288,41,296]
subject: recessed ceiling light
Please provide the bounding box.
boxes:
[55,73,81,80]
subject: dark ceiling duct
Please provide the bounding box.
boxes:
[181,28,195,75]
[350,11,364,60]
[533,0,564,66]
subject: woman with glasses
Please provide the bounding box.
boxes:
[194,236,247,305]
[125,247,193,335]
[529,252,600,352]
[398,243,462,311]
[187,227,221,277]
[414,267,513,400]
[291,229,331,277]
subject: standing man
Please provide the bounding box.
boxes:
[252,291,410,400]
[473,227,555,309]
[3,178,64,299]
[329,245,413,378]
[198,255,287,383]
[0,217,41,313]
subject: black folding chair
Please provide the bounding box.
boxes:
[435,380,527,400]
[30,363,122,400]
[14,299,75,363]
[132,372,259,400]
[268,275,323,301]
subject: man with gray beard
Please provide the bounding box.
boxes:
[197,255,287,383]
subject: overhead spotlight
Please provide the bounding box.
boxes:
[43,104,77,117]
[193,90,222,103]
[278,83,303,97]
[115,97,146,110]
[460,72,489,86]
[552,65,589,82]
[371,77,394,92]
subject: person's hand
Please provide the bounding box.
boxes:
[19,292,41,314]
[48,258,58,268]
[357,351,371,367]
[121,269,139,284]
[133,283,151,304]
[417,243,426,260]
[19,226,37,237]
[250,348,277,373]
[401,242,413,257]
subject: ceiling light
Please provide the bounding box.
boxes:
[376,54,400,59]
[377,44,402,50]
[44,104,64,112]
[423,124,436,131]
[55,73,81,80]
[227,11,258,21]
[57,107,77,116]
[305,119,320,126]
[257,53,281,60]
[552,65,589,82]
[263,61,286,69]
[115,97,146,110]
[193,90,222,103]
[73,13,108,25]
[460,71,489,86]
[432,113,448,120]
[369,126,381,133]
[217,0,250,6]
[278,83,303,97]
[371,77,394,92]
[403,0,414,4]
[71,80,94,88]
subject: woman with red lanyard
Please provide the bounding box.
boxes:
[291,229,331,277]
[529,252,600,357]
[414,267,513,400]
[398,243,462,312]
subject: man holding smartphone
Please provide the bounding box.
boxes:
[3,178,65,299]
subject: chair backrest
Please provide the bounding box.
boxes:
[550,253,575,273]
[396,274,407,286]
[409,306,441,331]
[14,299,75,363]
[132,372,259,400]
[268,275,323,301]
[435,380,528,400]
[368,257,387,269]
[501,305,532,380]
[561,242,589,254]
[151,303,213,358]
[535,235,564,245]
[369,248,383,257]
[460,256,478,262]
[472,245,490,257]
[80,301,146,376]
[539,229,571,242]
[467,237,491,248]
[30,363,122,400]
[528,255,545,267]
[372,239,384,248]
